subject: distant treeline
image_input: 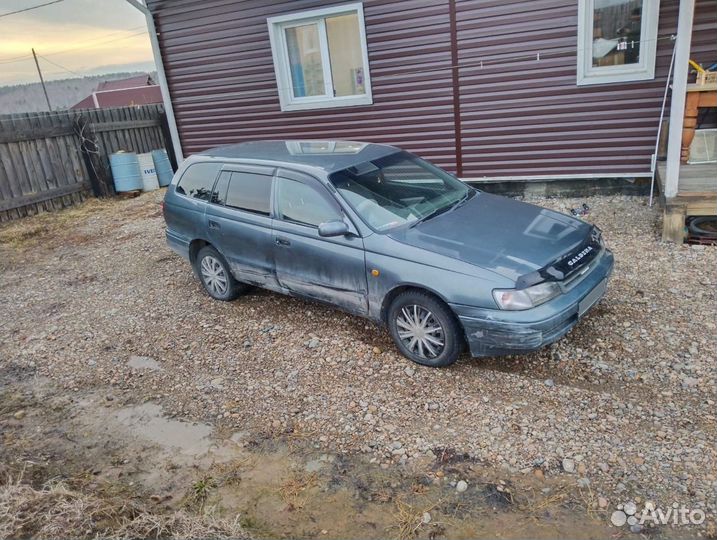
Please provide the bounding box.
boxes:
[0,72,157,114]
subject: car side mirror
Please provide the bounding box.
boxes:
[318,220,350,237]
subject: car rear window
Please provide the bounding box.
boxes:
[225,172,272,215]
[175,162,221,201]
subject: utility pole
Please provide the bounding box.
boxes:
[31,48,52,111]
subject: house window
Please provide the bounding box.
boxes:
[267,3,372,111]
[577,0,660,85]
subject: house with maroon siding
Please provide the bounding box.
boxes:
[71,74,163,110]
[143,0,715,184]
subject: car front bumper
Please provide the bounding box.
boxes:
[450,249,614,357]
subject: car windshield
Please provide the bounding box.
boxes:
[329,151,472,232]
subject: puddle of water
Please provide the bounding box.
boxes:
[114,403,212,456]
[127,355,162,371]
[72,399,621,540]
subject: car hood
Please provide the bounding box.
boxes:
[388,192,593,281]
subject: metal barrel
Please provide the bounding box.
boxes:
[109,152,143,192]
[152,148,174,187]
[138,152,160,192]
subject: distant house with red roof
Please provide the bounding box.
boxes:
[71,74,162,109]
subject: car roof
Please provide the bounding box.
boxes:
[198,140,401,174]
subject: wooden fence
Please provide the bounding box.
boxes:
[0,104,174,221]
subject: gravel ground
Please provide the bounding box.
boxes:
[0,192,715,530]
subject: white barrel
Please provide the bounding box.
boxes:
[138,152,160,192]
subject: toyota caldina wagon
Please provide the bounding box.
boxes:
[163,141,613,367]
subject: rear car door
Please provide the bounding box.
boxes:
[205,164,280,290]
[164,161,222,257]
[272,171,369,315]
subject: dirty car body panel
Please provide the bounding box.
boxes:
[205,163,279,290]
[163,141,614,360]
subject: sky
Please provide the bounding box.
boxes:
[0,0,155,86]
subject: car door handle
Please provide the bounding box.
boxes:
[208,220,220,230]
[275,237,291,246]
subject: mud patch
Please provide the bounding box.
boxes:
[1,371,690,540]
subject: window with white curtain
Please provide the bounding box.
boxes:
[267,3,373,111]
[577,0,660,85]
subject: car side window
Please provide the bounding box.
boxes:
[175,162,221,201]
[276,177,341,227]
[210,171,230,205]
[225,172,272,215]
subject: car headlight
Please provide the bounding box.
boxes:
[492,282,561,310]
[591,226,605,248]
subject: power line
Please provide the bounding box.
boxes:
[0,0,64,19]
[0,52,35,63]
[38,54,82,77]
[0,26,147,64]
[43,29,148,58]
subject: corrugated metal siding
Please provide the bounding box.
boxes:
[148,0,714,178]
[147,0,459,172]
[455,0,679,178]
[692,0,717,65]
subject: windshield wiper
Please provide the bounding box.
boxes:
[409,191,472,228]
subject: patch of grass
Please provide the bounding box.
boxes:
[282,423,321,454]
[0,198,114,250]
[212,456,255,488]
[372,488,394,503]
[518,484,571,520]
[278,471,317,510]
[190,475,218,509]
[390,497,442,540]
[576,483,602,520]
[0,472,250,540]
[0,191,163,253]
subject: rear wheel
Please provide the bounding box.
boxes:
[387,290,463,367]
[194,246,248,301]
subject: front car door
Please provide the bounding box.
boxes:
[272,170,369,315]
[205,164,280,291]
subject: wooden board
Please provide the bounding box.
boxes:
[0,105,167,221]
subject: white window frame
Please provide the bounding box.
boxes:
[267,3,373,111]
[577,0,660,86]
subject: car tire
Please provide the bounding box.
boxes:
[387,290,463,367]
[688,216,717,238]
[194,245,247,301]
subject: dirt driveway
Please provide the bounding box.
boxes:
[0,191,715,539]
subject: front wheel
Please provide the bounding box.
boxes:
[387,290,463,367]
[194,246,248,301]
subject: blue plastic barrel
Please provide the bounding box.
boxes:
[109,152,142,192]
[152,149,174,187]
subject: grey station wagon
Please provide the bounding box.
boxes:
[163,141,613,367]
